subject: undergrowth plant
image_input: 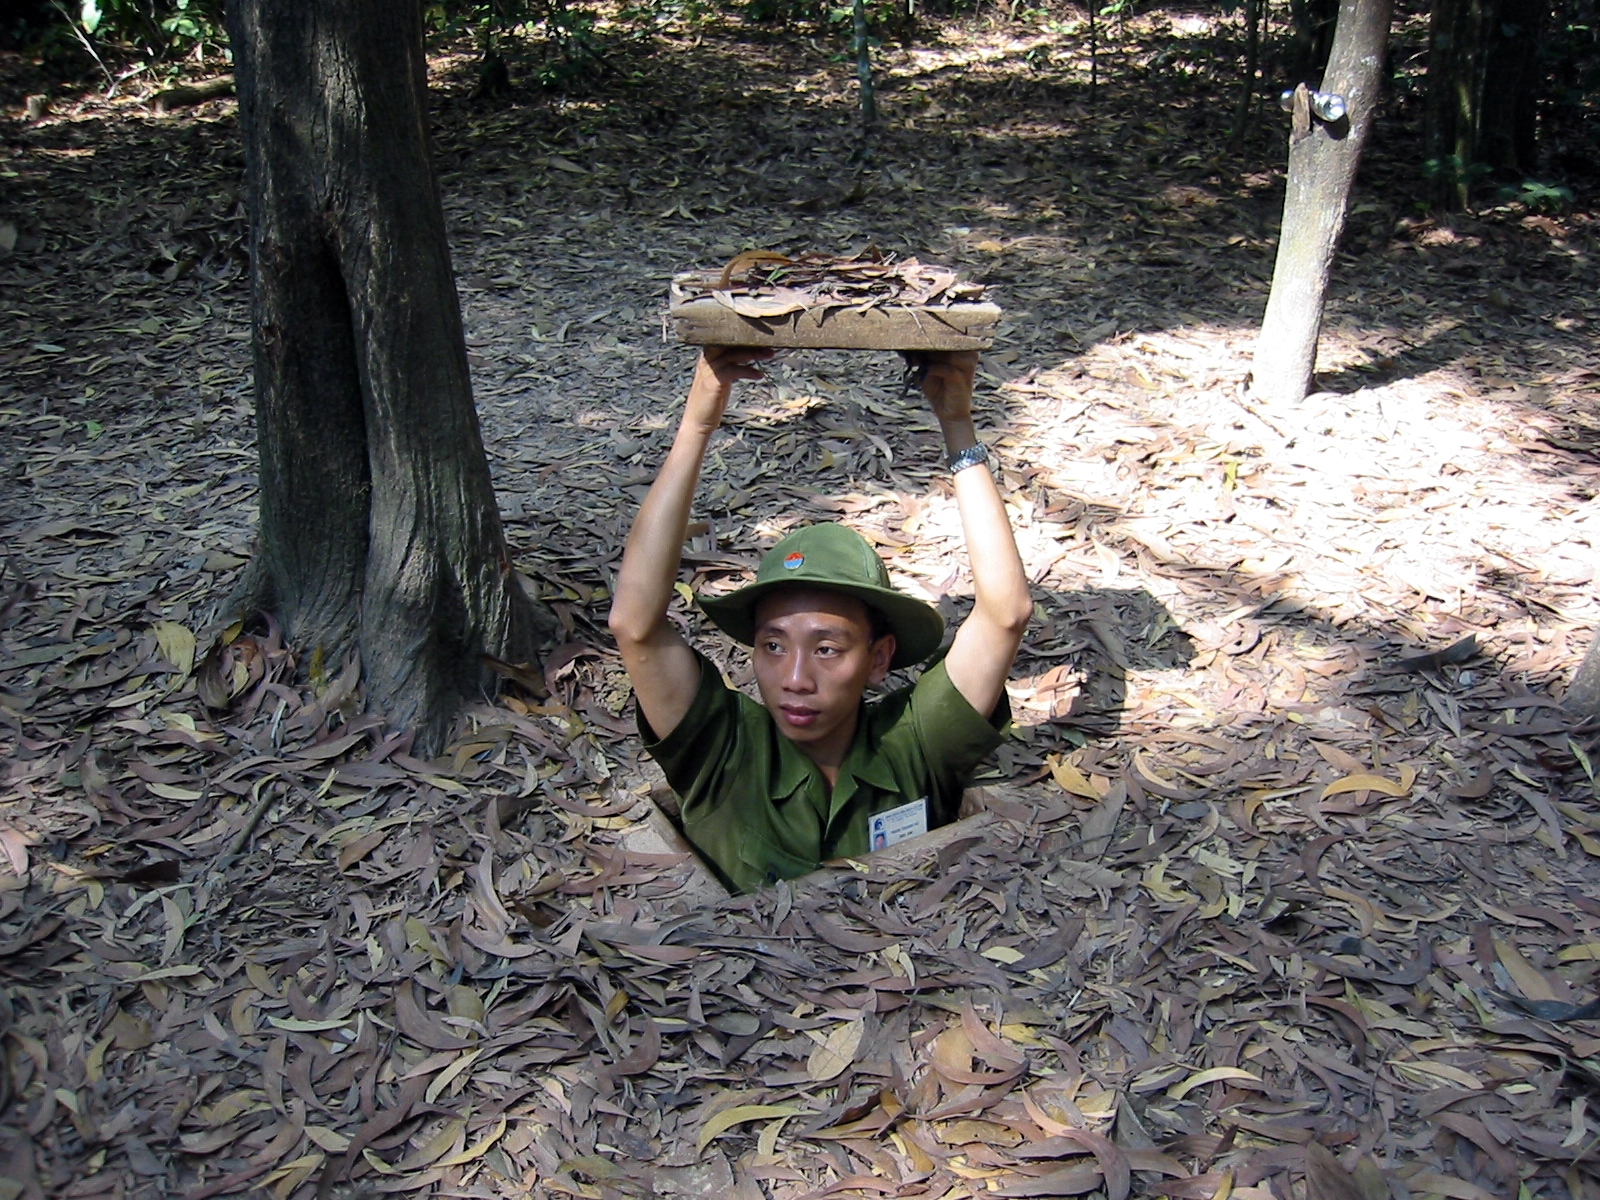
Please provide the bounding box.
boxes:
[427,0,630,92]
[1503,178,1576,211]
[23,0,225,82]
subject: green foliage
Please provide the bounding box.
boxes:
[428,0,633,91]
[158,0,215,46]
[744,0,968,37]
[527,0,607,86]
[619,0,714,26]
[1500,178,1576,211]
[744,0,826,23]
[64,0,226,61]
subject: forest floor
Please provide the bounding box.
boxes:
[3,8,1600,1200]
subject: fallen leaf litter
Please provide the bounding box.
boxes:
[669,251,1000,350]
[679,250,987,311]
[2,15,1600,1200]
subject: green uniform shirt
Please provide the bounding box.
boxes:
[640,652,1010,894]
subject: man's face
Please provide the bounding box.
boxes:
[751,588,895,754]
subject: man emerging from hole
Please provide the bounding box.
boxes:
[608,347,1032,894]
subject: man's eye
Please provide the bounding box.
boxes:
[816,645,839,657]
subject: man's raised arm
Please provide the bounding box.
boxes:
[918,352,1033,719]
[609,348,769,740]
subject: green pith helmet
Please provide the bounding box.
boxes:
[697,523,945,669]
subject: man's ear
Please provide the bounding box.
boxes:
[868,634,897,685]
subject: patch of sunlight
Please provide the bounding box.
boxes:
[970,201,1027,222]
[889,36,1055,80]
[1013,323,1600,653]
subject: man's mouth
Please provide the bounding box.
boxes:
[779,705,820,728]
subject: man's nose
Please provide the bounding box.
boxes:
[783,652,814,692]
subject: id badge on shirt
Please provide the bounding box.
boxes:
[869,798,928,851]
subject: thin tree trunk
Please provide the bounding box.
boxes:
[854,0,878,128]
[1249,0,1391,405]
[1425,0,1491,208]
[1087,0,1098,104]
[1569,634,1600,719]
[1230,0,1263,148]
[228,0,547,751]
[1426,0,1545,206]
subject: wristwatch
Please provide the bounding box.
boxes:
[947,441,991,474]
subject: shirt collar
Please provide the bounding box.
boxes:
[768,702,895,797]
[840,715,897,790]
[771,734,814,799]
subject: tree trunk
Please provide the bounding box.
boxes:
[1427,0,1546,206]
[1425,0,1492,208]
[228,0,546,751]
[1087,1,1098,104]
[854,0,878,128]
[1229,0,1264,148]
[1569,634,1600,719]
[1249,0,1392,406]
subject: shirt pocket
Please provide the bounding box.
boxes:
[738,839,819,888]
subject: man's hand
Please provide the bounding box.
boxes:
[913,350,978,425]
[685,346,772,434]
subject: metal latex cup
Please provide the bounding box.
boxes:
[1279,87,1348,123]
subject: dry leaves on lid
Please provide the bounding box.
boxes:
[673,248,987,320]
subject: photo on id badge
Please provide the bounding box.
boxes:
[869,798,928,852]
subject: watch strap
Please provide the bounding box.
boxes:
[947,441,990,474]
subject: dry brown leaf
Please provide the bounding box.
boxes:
[807,1017,864,1082]
[1494,935,1563,1002]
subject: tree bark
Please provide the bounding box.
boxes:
[228,0,546,751]
[1569,634,1600,719]
[1249,0,1392,406]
